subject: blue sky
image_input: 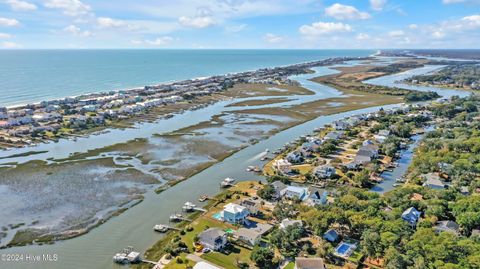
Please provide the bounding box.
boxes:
[0,0,479,49]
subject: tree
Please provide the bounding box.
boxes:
[258,185,275,201]
[384,246,406,269]
[250,247,275,269]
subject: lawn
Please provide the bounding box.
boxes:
[202,244,252,269]
[164,253,196,269]
[284,262,295,269]
[183,216,230,249]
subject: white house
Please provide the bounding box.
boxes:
[273,158,292,174]
[282,186,309,201]
[197,228,228,251]
[221,203,250,224]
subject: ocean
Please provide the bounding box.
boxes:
[0,49,374,107]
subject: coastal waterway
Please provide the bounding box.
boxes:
[0,59,470,269]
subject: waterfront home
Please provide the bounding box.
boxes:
[332,120,349,130]
[402,207,421,226]
[305,188,328,206]
[234,223,273,247]
[282,186,309,201]
[197,228,228,251]
[286,151,304,163]
[324,131,344,141]
[422,173,447,189]
[32,113,61,122]
[271,181,287,200]
[294,257,326,269]
[313,165,336,179]
[354,144,379,165]
[323,229,339,243]
[378,129,391,137]
[240,198,261,215]
[279,218,303,230]
[273,158,292,175]
[434,220,460,235]
[222,203,250,224]
[81,105,97,113]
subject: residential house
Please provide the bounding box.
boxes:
[323,131,344,141]
[294,257,326,269]
[240,198,261,216]
[402,207,421,226]
[314,165,336,179]
[422,173,447,190]
[354,144,379,165]
[282,186,309,201]
[221,203,250,224]
[286,151,303,163]
[197,228,228,251]
[279,218,303,230]
[273,159,292,175]
[234,223,273,247]
[305,187,328,206]
[434,220,460,235]
[332,120,349,130]
[271,181,287,200]
[323,229,339,243]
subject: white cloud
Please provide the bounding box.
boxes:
[370,0,387,11]
[432,30,446,39]
[63,25,92,37]
[179,16,215,28]
[0,17,19,26]
[44,0,91,16]
[325,3,370,20]
[146,36,173,46]
[408,24,418,30]
[97,17,139,31]
[388,30,404,37]
[0,33,12,38]
[356,33,370,40]
[443,0,480,4]
[263,33,283,43]
[5,0,36,11]
[299,21,352,36]
[225,24,247,33]
[461,14,480,27]
[132,36,173,46]
[1,41,20,48]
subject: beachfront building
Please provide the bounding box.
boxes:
[279,218,303,230]
[234,223,273,247]
[240,198,261,215]
[313,165,336,179]
[221,203,250,224]
[305,188,328,206]
[294,257,326,269]
[271,181,287,200]
[422,173,447,190]
[402,207,421,227]
[323,229,339,243]
[282,186,309,201]
[434,220,460,235]
[286,151,303,163]
[273,158,292,175]
[197,228,228,251]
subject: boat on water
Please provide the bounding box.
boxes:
[153,224,169,233]
[198,195,208,202]
[220,177,235,187]
[246,166,255,172]
[169,213,183,222]
[182,201,196,211]
[396,178,405,183]
[113,246,141,264]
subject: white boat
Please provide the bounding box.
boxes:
[169,213,183,221]
[220,177,235,187]
[153,224,169,233]
[182,202,196,211]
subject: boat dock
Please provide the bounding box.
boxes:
[169,213,192,222]
[153,224,181,233]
